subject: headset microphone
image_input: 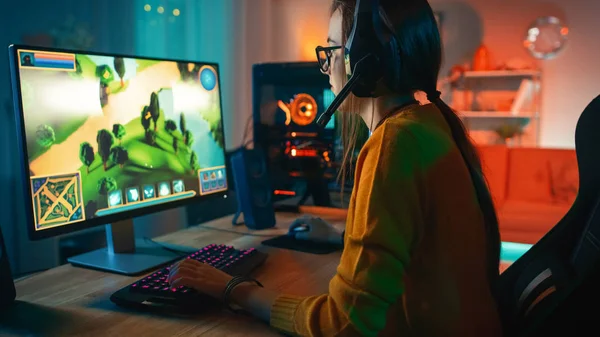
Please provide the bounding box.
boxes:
[316,55,375,127]
[316,0,388,128]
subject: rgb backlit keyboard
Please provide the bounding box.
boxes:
[110,244,267,312]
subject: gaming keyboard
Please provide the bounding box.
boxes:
[110,244,267,313]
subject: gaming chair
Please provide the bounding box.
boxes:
[497,95,600,337]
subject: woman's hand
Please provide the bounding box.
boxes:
[168,258,279,323]
[167,259,233,300]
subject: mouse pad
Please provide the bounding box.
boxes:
[261,235,343,255]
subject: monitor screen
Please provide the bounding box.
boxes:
[11,46,228,234]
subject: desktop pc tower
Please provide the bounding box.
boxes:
[252,62,340,209]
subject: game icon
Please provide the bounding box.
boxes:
[143,184,156,200]
[158,182,171,197]
[202,172,209,181]
[30,172,85,229]
[108,190,123,207]
[20,52,34,67]
[217,170,223,179]
[210,172,216,180]
[172,179,185,194]
[126,187,140,203]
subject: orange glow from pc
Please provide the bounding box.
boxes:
[277,100,292,126]
[560,27,569,36]
[278,94,318,126]
[274,190,296,196]
[291,132,297,137]
[293,149,318,157]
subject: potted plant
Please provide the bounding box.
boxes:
[495,124,524,146]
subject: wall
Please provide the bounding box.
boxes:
[267,0,600,149]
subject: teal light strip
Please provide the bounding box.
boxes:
[501,241,533,263]
[96,191,195,217]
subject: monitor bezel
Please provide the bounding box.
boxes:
[8,44,230,241]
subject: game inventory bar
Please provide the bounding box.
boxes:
[199,166,227,195]
[18,50,76,71]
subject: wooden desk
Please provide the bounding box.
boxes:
[1,207,347,337]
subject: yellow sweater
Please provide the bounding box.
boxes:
[269,104,503,336]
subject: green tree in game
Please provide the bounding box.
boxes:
[172,137,179,153]
[113,57,126,87]
[183,130,194,147]
[190,151,200,174]
[96,129,114,171]
[79,142,95,174]
[211,123,224,149]
[141,106,151,131]
[75,59,82,76]
[145,129,157,146]
[177,62,189,81]
[179,112,187,134]
[97,177,118,207]
[110,146,129,168]
[95,65,114,86]
[164,119,177,134]
[35,124,55,148]
[190,64,201,79]
[112,124,126,145]
[148,92,160,131]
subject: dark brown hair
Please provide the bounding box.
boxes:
[331,0,501,290]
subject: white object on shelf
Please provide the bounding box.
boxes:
[511,79,537,115]
[463,70,541,78]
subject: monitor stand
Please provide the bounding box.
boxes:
[67,219,197,276]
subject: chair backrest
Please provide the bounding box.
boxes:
[497,95,600,337]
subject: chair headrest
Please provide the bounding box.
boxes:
[575,94,600,195]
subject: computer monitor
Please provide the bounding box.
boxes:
[252,62,338,208]
[8,45,229,275]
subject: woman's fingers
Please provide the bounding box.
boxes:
[169,264,202,283]
[170,276,197,289]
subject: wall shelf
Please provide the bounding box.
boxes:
[452,70,542,147]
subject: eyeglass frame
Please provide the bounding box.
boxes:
[315,45,343,73]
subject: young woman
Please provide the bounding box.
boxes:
[168,0,503,335]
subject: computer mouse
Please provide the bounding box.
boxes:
[288,222,310,237]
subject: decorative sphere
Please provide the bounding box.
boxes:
[524,16,568,60]
[200,67,217,91]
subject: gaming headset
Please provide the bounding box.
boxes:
[316,0,402,128]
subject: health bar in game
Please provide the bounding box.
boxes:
[33,52,76,70]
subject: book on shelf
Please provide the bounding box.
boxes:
[511,79,539,115]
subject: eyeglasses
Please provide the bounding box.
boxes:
[315,45,342,73]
